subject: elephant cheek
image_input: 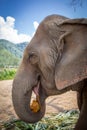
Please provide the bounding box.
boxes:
[12,79,46,123]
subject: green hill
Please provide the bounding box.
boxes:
[16,42,28,52]
[0,39,28,68]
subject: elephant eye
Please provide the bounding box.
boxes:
[29,52,38,64]
[29,52,34,59]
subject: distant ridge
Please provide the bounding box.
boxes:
[0,39,28,67]
[16,42,29,52]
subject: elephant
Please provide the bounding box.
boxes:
[12,14,87,130]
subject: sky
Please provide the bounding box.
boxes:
[0,0,87,43]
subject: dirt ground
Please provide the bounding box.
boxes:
[0,80,78,123]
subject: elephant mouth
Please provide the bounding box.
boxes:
[33,81,40,97]
[30,80,47,112]
[30,82,41,112]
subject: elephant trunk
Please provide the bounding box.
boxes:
[12,71,46,123]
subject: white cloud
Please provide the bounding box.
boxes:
[33,21,39,30]
[0,16,5,26]
[0,16,39,43]
[6,16,15,28]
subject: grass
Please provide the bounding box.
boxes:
[0,68,17,80]
[1,110,79,130]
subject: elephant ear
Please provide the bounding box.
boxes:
[55,18,87,91]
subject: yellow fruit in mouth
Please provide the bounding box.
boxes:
[30,97,40,113]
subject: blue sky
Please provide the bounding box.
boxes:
[0,0,87,43]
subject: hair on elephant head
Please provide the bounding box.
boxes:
[12,14,87,129]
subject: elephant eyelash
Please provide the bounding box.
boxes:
[29,53,35,60]
[29,52,39,64]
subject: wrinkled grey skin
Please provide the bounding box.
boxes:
[12,15,87,130]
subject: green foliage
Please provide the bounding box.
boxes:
[0,69,17,80]
[2,110,79,130]
[0,48,20,68]
[0,39,23,58]
[3,120,33,130]
[0,39,28,68]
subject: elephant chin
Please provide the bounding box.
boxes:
[12,80,46,123]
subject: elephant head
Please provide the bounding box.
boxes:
[12,15,87,123]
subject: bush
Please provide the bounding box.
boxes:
[0,68,17,80]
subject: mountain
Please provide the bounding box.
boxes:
[16,42,28,52]
[0,39,28,68]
